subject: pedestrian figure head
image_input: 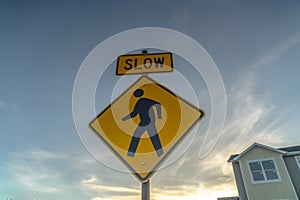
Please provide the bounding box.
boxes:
[134,89,144,97]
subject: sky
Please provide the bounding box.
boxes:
[1,0,300,199]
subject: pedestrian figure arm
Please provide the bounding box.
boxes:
[155,103,162,119]
[122,111,138,121]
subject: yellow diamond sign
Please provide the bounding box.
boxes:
[89,76,205,182]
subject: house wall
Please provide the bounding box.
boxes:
[232,162,248,200]
[283,156,300,199]
[239,147,298,200]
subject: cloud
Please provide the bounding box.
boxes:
[221,34,300,150]
[81,176,139,194]
[4,148,140,199]
[81,175,140,199]
[83,178,236,200]
[91,195,139,200]
[169,7,192,32]
[0,101,16,109]
[202,32,300,162]
[10,149,66,160]
[150,183,237,200]
[249,32,300,69]
[6,149,66,193]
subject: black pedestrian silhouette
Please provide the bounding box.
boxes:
[122,88,164,157]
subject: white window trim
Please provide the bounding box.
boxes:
[295,156,300,170]
[247,158,282,184]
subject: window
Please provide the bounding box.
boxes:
[248,159,280,183]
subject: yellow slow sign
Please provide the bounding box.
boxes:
[116,52,173,75]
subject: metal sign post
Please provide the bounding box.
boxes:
[89,50,205,200]
[142,180,150,200]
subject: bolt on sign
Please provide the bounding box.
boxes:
[116,52,173,75]
[89,52,205,182]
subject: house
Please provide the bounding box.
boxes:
[228,143,300,200]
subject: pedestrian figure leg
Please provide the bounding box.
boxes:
[127,137,140,157]
[127,126,145,157]
[150,134,163,157]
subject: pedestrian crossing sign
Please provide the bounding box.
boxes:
[89,76,205,182]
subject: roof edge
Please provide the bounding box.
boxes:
[285,151,300,156]
[228,142,287,162]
